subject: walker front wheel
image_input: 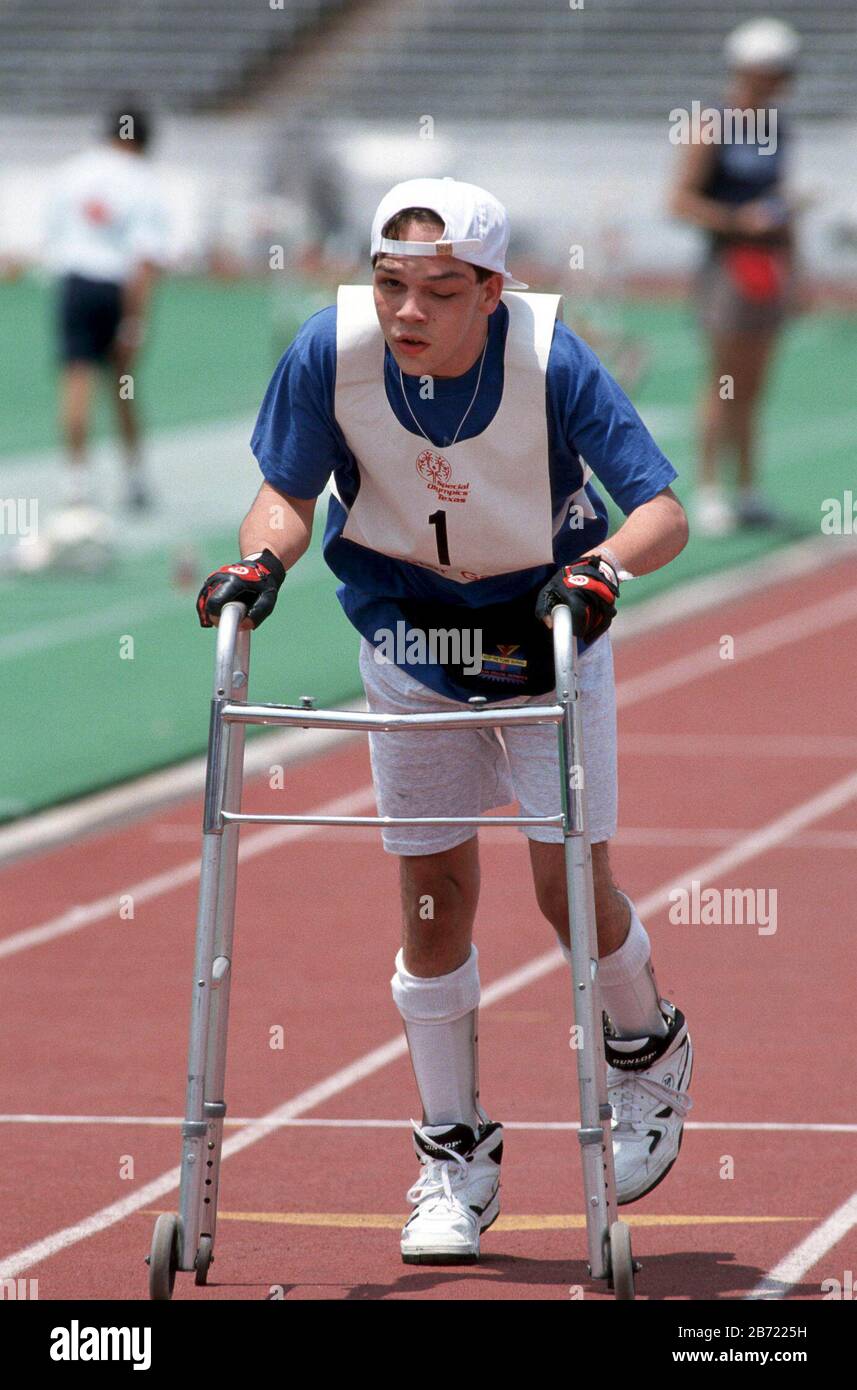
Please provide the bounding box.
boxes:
[147,1212,180,1301]
[194,1234,213,1286]
[608,1220,636,1301]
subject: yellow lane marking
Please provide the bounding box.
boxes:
[146,1210,810,1231]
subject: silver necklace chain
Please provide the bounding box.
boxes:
[398,335,489,450]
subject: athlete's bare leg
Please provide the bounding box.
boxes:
[399,837,480,976]
[60,362,96,491]
[109,344,145,494]
[528,837,630,954]
[700,328,779,493]
[399,836,629,973]
[699,330,735,490]
[729,329,779,489]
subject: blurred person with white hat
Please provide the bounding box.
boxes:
[670,18,802,536]
[197,177,693,1265]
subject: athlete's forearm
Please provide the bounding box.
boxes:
[669,188,741,236]
[587,486,688,579]
[238,481,316,570]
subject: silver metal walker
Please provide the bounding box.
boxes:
[147,599,638,1299]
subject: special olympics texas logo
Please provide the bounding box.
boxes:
[416,450,451,486]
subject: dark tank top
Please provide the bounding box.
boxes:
[701,103,789,248]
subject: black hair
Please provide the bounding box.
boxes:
[373,206,495,283]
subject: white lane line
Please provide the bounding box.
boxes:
[0,784,376,960]
[0,544,330,662]
[6,568,857,959]
[0,708,365,868]
[0,598,180,659]
[613,533,844,646]
[3,766,857,1280]
[0,531,847,869]
[645,768,857,900]
[5,762,857,967]
[747,1190,857,1300]
[0,965,552,1281]
[2,1115,856,1135]
[617,586,857,708]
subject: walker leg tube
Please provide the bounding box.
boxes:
[177,605,247,1272]
[198,626,250,1262]
[178,833,225,1268]
[553,607,620,1281]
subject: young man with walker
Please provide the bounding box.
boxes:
[197,178,693,1266]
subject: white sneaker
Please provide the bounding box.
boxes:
[694,489,735,537]
[604,1001,693,1206]
[400,1119,503,1265]
[126,475,154,512]
[735,491,780,529]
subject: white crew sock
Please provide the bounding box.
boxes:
[597,894,668,1039]
[391,945,481,1130]
[64,465,93,507]
[696,483,723,505]
[557,933,667,1040]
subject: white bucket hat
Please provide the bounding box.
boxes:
[371,176,528,289]
[725,18,801,72]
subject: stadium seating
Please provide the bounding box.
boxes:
[0,0,349,111]
[296,0,857,122]
[0,0,853,118]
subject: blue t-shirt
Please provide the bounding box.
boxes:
[251,297,677,699]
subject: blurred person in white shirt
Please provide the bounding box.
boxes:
[45,107,169,511]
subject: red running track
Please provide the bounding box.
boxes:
[2,551,856,1301]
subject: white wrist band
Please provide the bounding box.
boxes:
[593,547,635,583]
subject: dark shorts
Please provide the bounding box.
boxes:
[57,274,123,364]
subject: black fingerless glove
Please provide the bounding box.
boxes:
[196,549,286,630]
[534,555,619,642]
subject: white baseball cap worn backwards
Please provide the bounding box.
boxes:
[371,176,528,289]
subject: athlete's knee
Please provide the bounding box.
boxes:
[399,839,480,932]
[591,842,631,950]
[529,841,569,938]
[537,879,569,939]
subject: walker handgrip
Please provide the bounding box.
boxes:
[551,601,577,692]
[548,591,590,639]
[213,602,249,698]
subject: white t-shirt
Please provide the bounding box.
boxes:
[45,144,169,284]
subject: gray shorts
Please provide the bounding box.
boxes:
[696,249,794,336]
[359,633,618,856]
